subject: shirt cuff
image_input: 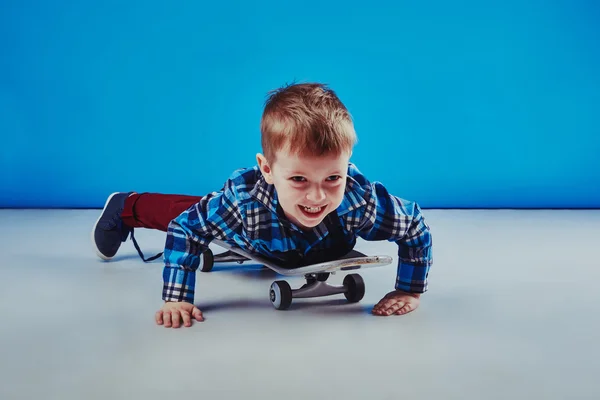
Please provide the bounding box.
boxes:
[395,261,429,293]
[162,266,196,303]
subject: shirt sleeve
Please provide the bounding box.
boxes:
[354,182,433,293]
[161,181,243,303]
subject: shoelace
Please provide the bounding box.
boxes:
[130,229,163,262]
[106,213,122,231]
[128,231,246,265]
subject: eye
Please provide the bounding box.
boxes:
[290,176,306,182]
[326,175,342,181]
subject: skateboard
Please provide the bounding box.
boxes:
[200,239,393,310]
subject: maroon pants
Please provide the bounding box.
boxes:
[121,193,202,232]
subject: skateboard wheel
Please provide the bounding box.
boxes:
[343,273,365,303]
[269,281,292,310]
[200,249,214,272]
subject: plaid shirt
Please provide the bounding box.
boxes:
[162,163,433,303]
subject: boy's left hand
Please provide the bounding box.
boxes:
[372,290,420,316]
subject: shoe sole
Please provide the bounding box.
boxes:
[91,192,121,261]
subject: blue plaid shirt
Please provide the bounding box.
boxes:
[162,163,433,303]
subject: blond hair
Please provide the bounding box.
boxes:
[260,82,357,163]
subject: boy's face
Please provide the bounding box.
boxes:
[257,149,351,230]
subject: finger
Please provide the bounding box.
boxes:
[373,298,391,309]
[163,311,172,328]
[374,299,395,312]
[155,310,164,325]
[171,310,181,328]
[372,299,391,314]
[372,305,388,315]
[192,307,204,322]
[181,310,192,327]
[383,301,406,316]
[395,303,416,315]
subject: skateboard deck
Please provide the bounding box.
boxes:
[210,239,393,276]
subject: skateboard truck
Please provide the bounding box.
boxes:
[269,272,365,310]
[201,240,392,310]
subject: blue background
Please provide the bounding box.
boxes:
[1,0,599,209]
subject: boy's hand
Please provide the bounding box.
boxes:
[372,290,420,316]
[155,301,204,328]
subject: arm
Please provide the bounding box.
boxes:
[355,182,433,294]
[162,182,242,303]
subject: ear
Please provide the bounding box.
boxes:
[256,153,274,184]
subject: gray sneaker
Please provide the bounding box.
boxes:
[91,192,133,260]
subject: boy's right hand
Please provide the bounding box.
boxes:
[155,301,204,328]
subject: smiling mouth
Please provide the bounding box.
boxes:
[302,205,323,213]
[298,204,327,218]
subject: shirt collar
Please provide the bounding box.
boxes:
[336,174,368,215]
[249,175,306,233]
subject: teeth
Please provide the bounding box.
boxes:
[302,206,322,213]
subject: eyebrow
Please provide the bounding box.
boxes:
[288,170,343,176]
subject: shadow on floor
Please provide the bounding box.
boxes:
[95,253,152,263]
[96,253,278,276]
[198,297,374,315]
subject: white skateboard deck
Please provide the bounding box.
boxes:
[211,239,393,276]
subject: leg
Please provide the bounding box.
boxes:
[121,192,202,232]
[92,192,201,261]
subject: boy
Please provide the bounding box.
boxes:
[92,83,433,328]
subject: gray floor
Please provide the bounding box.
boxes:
[0,209,599,399]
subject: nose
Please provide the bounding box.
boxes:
[306,185,326,204]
